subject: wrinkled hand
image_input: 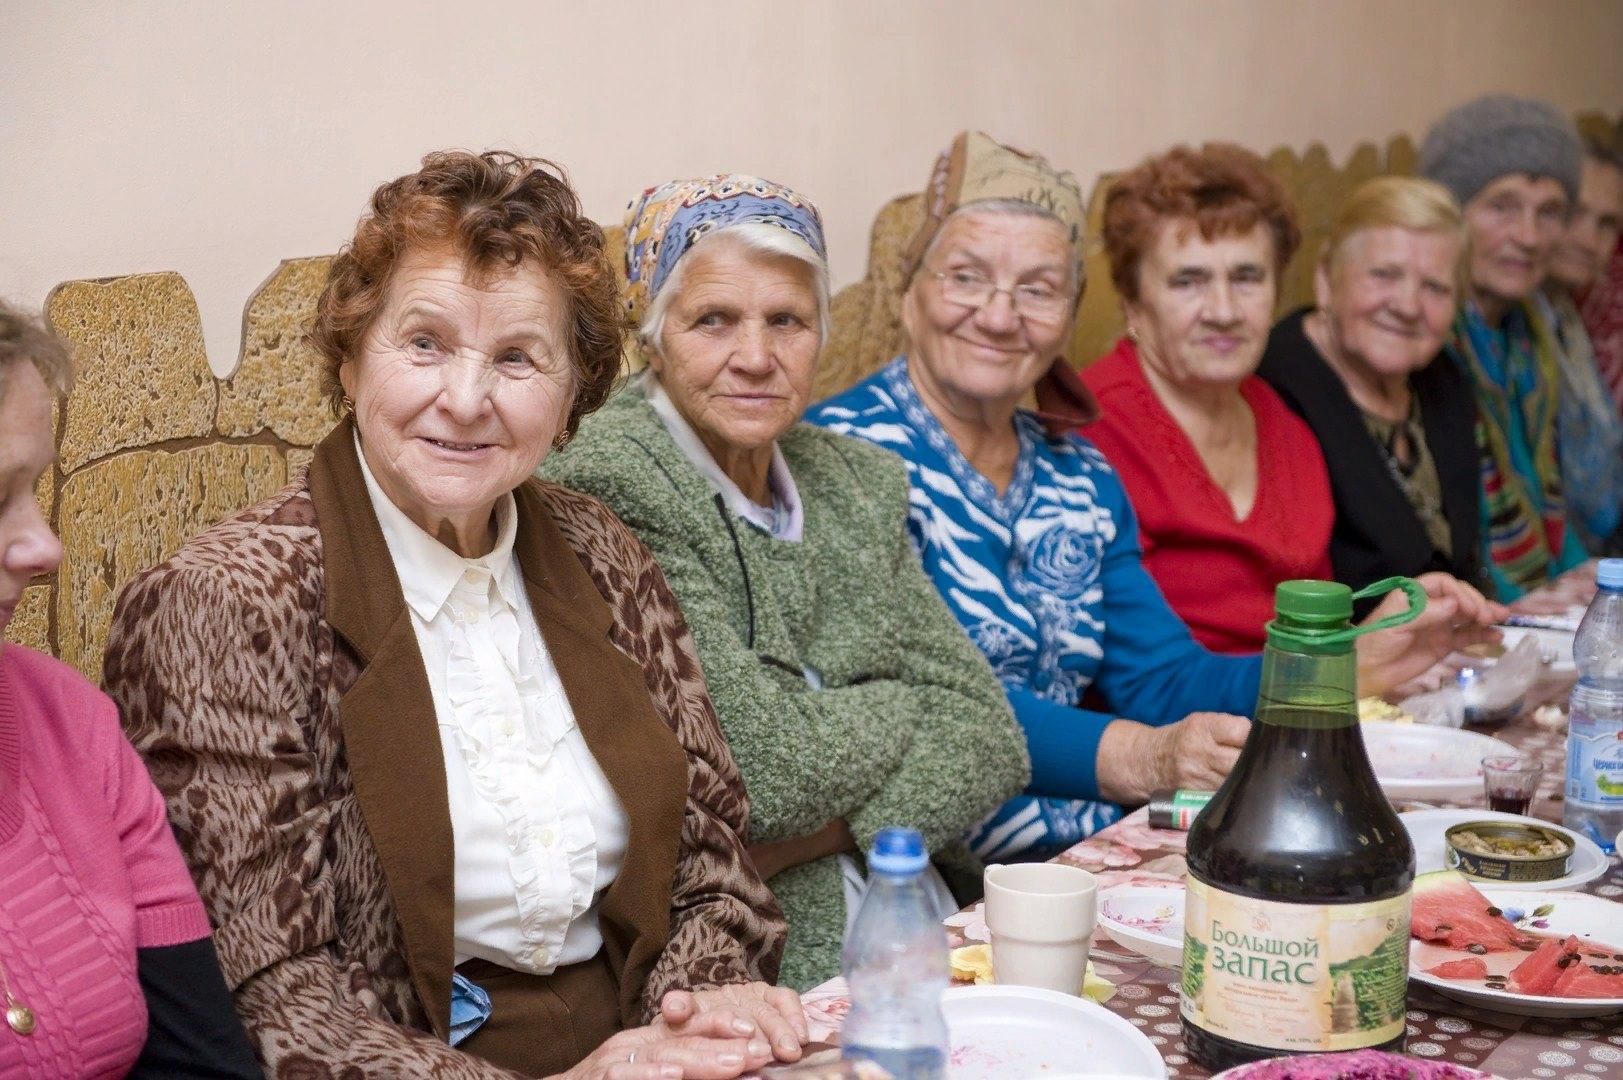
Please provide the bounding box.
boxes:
[1098,712,1252,804]
[660,982,808,1065]
[1355,572,1507,697]
[553,1007,775,1080]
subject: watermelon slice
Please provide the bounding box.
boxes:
[1507,936,1575,995]
[1552,957,1623,998]
[1410,870,1538,953]
[1507,934,1623,998]
[1424,957,1488,980]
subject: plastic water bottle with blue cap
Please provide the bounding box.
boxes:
[840,827,948,1079]
[1565,558,1623,853]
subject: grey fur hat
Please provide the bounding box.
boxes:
[1418,95,1581,206]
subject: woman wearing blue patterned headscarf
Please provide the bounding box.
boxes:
[542,175,1029,989]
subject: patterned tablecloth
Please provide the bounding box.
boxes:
[798,575,1623,1079]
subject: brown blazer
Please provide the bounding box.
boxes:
[103,421,785,1078]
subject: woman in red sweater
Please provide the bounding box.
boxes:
[1080,144,1503,653]
[0,303,259,1077]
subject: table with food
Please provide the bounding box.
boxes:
[784,565,1623,1080]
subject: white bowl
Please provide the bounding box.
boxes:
[1359,721,1519,802]
[1096,885,1184,967]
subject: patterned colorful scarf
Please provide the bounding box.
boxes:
[901,130,1086,282]
[621,174,826,328]
[1448,302,1569,598]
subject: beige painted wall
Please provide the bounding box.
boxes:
[4,0,1620,376]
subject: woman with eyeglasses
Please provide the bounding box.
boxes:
[811,133,1497,865]
[542,174,1029,990]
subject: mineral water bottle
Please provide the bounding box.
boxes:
[841,827,948,1079]
[1564,558,1623,853]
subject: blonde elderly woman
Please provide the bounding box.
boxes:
[1257,176,1486,601]
[812,132,1497,864]
[104,151,808,1079]
[543,175,1028,990]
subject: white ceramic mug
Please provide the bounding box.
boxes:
[983,862,1098,994]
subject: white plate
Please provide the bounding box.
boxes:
[1400,809,1609,891]
[1496,626,1576,672]
[941,984,1166,1078]
[1360,721,1519,802]
[1097,885,1184,967]
[1411,888,1623,1017]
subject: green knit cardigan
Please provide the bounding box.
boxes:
[541,382,1029,989]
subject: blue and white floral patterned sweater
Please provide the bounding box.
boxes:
[808,356,1262,860]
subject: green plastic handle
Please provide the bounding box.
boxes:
[1348,576,1429,637]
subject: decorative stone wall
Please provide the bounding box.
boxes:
[5,261,333,679]
[10,587,51,655]
[56,445,288,676]
[48,273,217,473]
[218,256,337,446]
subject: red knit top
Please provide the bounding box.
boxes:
[0,644,212,1077]
[1082,337,1334,654]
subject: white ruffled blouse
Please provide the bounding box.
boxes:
[356,436,629,975]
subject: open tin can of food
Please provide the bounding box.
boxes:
[1444,820,1573,882]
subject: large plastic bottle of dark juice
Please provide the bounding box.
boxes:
[1181,578,1420,1072]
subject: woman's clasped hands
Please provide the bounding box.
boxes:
[559,983,809,1079]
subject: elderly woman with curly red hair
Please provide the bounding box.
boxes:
[1082,144,1504,652]
[103,150,807,1079]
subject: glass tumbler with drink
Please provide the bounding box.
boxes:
[1482,755,1544,815]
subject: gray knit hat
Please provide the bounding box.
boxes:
[1418,94,1582,207]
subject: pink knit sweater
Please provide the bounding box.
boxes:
[0,643,213,1078]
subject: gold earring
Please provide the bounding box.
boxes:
[1126,326,1139,342]
[552,430,573,451]
[341,394,355,413]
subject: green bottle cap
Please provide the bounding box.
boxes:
[1266,576,1428,654]
[1272,580,1353,628]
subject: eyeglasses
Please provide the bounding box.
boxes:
[926,268,1073,323]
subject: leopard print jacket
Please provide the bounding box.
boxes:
[104,449,785,1079]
